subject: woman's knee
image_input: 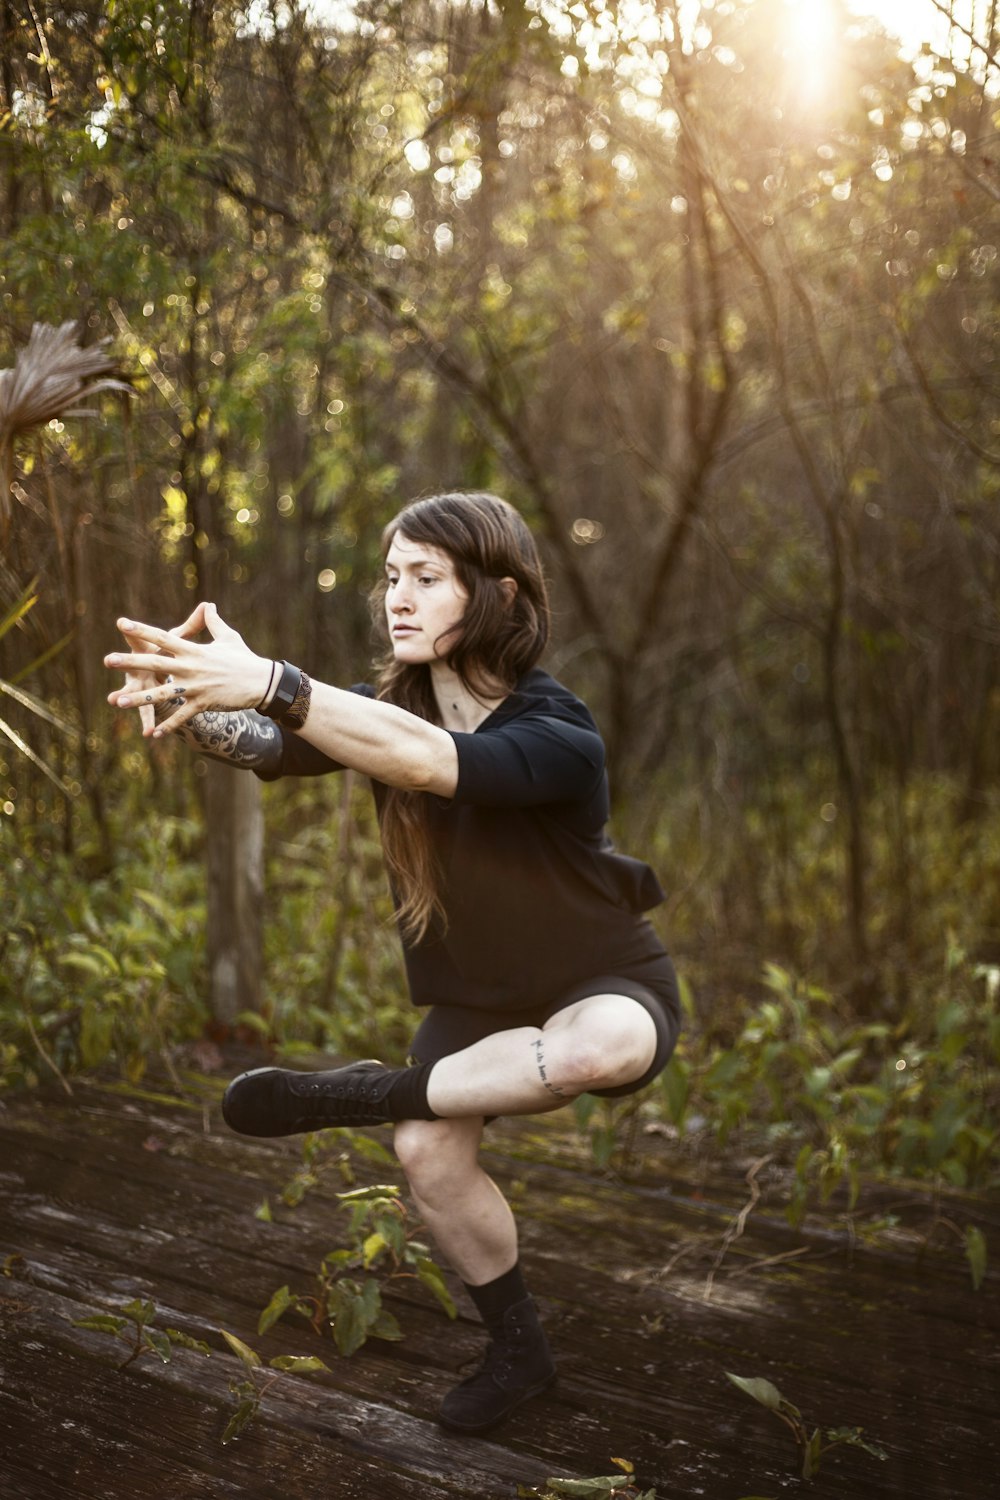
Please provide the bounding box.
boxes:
[393,1116,482,1196]
[547,1002,658,1091]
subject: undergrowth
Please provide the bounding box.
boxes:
[656,951,1000,1206]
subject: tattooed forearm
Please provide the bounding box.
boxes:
[155,696,282,773]
[532,1038,568,1099]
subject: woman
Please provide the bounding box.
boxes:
[105,491,680,1435]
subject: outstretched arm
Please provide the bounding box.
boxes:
[105,602,458,795]
[156,694,283,773]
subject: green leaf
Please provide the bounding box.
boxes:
[327,1277,381,1357]
[676,969,697,1019]
[254,1198,273,1222]
[281,1169,318,1207]
[235,1009,272,1036]
[370,1308,403,1342]
[257,1284,295,1336]
[824,1426,888,1461]
[220,1329,262,1368]
[166,1328,212,1356]
[362,1231,389,1269]
[58,951,111,978]
[268,1354,331,1373]
[0,579,39,641]
[725,1372,786,1413]
[965,1226,987,1291]
[416,1257,457,1318]
[543,1480,630,1498]
[143,1328,172,1363]
[73,1314,129,1336]
[322,1248,353,1270]
[374,1210,407,1257]
[344,1131,396,1165]
[221,1395,259,1445]
[336,1183,401,1203]
[660,1056,689,1125]
[802,1427,824,1480]
[122,1298,156,1327]
[573,1093,598,1129]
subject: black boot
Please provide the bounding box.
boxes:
[438,1296,556,1434]
[222,1061,394,1136]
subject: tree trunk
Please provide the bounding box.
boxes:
[204,762,264,1026]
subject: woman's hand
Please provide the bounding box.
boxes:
[105,602,273,738]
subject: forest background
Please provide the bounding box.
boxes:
[1,0,998,1219]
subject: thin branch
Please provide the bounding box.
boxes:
[704,1154,774,1301]
[927,0,1000,71]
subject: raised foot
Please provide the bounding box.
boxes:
[221,1061,392,1137]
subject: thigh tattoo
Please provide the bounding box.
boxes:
[532,1037,567,1098]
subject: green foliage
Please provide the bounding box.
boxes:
[217,1327,332,1444]
[573,1093,649,1174]
[257,1147,457,1356]
[725,1372,888,1481]
[965,1226,988,1292]
[518,1458,654,1500]
[70,1294,332,1444]
[658,954,999,1216]
[0,581,76,797]
[1,819,207,1089]
[256,784,413,1065]
[73,1296,211,1371]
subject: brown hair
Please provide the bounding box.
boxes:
[370,491,550,942]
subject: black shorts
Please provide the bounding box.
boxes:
[408,955,681,1101]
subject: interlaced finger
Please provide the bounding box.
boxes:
[107,648,182,677]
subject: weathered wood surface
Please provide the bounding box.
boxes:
[0,1072,997,1499]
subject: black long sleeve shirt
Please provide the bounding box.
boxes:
[258,667,668,1012]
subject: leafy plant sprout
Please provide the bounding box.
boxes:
[726,1371,888,1481]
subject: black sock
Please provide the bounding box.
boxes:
[463,1262,530,1331]
[384,1060,440,1121]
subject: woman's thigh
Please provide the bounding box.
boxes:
[540,977,679,1097]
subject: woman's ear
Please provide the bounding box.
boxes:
[498,576,518,607]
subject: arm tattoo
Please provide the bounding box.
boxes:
[156,695,282,773]
[532,1038,568,1099]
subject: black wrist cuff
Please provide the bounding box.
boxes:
[259,660,300,720]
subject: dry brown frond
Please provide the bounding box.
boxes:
[0,321,131,443]
[0,321,133,537]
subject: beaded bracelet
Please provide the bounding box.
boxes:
[280,670,312,731]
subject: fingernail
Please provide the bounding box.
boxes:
[119,619,134,630]
[119,695,131,707]
[107,654,121,665]
[152,728,163,739]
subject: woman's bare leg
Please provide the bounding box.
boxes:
[424,994,658,1119]
[393,1115,516,1284]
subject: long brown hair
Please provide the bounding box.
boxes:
[370,491,550,942]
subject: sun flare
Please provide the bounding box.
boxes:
[783,0,840,103]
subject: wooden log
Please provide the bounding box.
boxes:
[1,1080,998,1499]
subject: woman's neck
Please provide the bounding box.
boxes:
[430,661,509,732]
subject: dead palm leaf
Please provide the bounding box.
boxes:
[0,320,133,535]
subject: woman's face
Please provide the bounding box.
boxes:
[384,531,469,665]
